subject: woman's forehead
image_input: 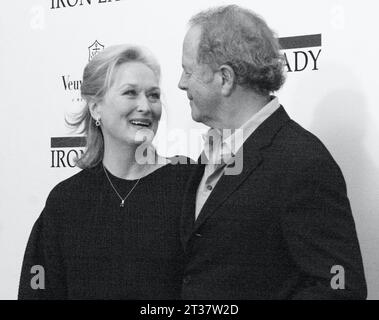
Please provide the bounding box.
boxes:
[112,61,159,89]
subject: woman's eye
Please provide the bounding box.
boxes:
[148,93,161,101]
[123,90,137,96]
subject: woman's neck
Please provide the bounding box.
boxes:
[102,139,150,180]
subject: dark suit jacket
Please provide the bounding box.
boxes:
[181,106,367,300]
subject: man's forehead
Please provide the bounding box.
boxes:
[183,25,202,57]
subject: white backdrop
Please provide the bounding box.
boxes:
[1,0,378,299]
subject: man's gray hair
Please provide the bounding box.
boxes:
[189,5,285,96]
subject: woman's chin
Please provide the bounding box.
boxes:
[127,127,156,145]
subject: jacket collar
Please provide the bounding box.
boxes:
[180,105,291,248]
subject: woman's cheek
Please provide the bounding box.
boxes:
[155,103,163,120]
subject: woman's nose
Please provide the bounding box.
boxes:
[136,94,151,113]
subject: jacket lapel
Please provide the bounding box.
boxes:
[187,106,291,241]
[180,161,205,247]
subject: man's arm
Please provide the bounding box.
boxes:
[280,154,367,299]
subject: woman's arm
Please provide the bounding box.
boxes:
[18,189,67,299]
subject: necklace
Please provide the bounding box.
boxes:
[102,164,141,207]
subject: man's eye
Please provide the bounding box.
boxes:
[182,68,191,77]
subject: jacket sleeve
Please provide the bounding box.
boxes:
[280,153,367,300]
[18,188,67,299]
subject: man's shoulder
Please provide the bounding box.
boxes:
[275,118,333,159]
[260,116,343,176]
[254,115,347,189]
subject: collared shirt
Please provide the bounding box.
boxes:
[195,96,281,219]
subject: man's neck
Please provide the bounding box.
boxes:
[213,90,271,129]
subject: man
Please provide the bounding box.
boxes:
[178,5,367,299]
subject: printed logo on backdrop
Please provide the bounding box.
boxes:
[88,40,104,62]
[279,34,322,72]
[50,0,121,10]
[61,40,104,104]
[51,137,86,168]
[51,41,104,168]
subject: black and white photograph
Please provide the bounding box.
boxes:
[0,0,378,308]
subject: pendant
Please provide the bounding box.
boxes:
[120,200,125,207]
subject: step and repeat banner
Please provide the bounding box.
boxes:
[1,0,378,299]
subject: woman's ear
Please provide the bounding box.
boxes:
[88,101,100,121]
[219,64,236,97]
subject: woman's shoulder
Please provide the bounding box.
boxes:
[47,164,102,203]
[153,155,197,182]
[167,155,197,165]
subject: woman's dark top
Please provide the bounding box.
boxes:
[18,159,192,299]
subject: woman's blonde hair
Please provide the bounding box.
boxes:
[66,44,161,169]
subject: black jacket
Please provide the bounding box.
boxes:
[180,106,367,299]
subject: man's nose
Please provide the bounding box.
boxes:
[178,72,187,91]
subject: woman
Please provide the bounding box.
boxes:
[18,45,192,299]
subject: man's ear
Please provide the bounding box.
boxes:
[219,64,236,97]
